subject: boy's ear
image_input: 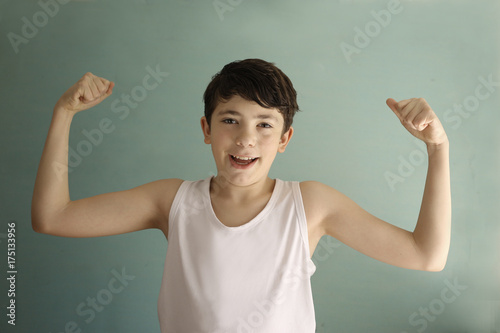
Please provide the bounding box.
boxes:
[278,126,293,153]
[200,116,211,144]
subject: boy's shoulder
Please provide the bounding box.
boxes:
[154,177,185,191]
[149,177,185,209]
[298,180,327,206]
[298,179,331,197]
[298,180,343,224]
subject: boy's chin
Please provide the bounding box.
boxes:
[213,170,269,186]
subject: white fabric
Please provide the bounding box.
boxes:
[157,176,317,333]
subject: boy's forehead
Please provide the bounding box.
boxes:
[214,95,282,122]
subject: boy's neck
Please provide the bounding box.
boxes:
[209,175,276,203]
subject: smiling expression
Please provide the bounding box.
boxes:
[200,94,294,186]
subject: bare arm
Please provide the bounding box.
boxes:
[388,97,451,270]
[303,98,451,271]
[412,141,450,270]
[31,106,75,233]
[31,73,181,238]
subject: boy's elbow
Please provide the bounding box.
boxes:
[31,206,44,233]
[31,212,53,234]
[31,217,47,234]
[421,257,448,272]
[423,262,446,272]
[412,239,449,272]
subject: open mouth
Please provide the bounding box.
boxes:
[230,154,259,166]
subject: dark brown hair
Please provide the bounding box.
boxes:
[203,59,299,134]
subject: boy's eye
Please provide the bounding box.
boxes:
[221,119,272,128]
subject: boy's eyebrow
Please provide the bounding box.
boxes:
[217,109,279,122]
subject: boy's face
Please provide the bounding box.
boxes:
[200,94,293,186]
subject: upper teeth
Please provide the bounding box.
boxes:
[232,155,254,160]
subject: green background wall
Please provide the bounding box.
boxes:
[1,0,499,332]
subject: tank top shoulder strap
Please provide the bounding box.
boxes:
[167,178,204,238]
[290,180,317,273]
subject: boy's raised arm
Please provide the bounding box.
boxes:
[303,97,451,271]
[387,97,451,270]
[31,73,181,238]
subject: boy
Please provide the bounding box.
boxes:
[32,59,451,332]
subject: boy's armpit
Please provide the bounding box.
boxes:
[156,178,184,240]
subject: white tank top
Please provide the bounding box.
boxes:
[157,176,317,333]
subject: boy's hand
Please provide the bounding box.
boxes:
[55,72,114,114]
[386,97,448,146]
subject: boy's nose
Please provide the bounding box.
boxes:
[235,128,256,147]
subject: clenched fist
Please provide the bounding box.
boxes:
[386,97,448,147]
[55,72,114,114]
